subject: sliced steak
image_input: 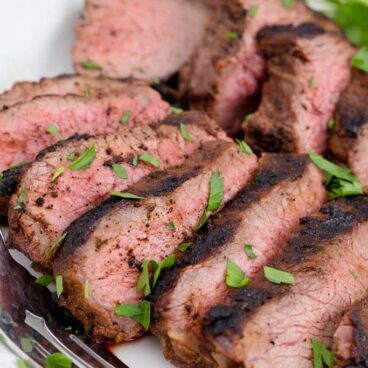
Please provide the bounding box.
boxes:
[243,22,354,153]
[180,0,334,133]
[9,112,228,269]
[0,81,169,171]
[330,70,368,193]
[53,141,258,343]
[151,154,325,367]
[203,197,368,368]
[0,74,138,110]
[73,0,211,81]
[333,299,368,366]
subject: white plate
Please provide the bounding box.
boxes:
[0,1,173,367]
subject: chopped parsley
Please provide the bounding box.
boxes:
[20,336,33,353]
[83,87,90,100]
[249,5,258,17]
[226,31,240,40]
[35,275,54,287]
[352,47,368,73]
[131,154,138,166]
[151,255,175,287]
[283,0,295,7]
[45,352,72,368]
[309,77,316,89]
[226,259,250,288]
[16,360,29,368]
[308,151,363,199]
[171,106,184,115]
[244,244,257,259]
[180,123,193,142]
[139,153,161,168]
[80,60,102,71]
[46,124,63,140]
[84,280,90,299]
[67,152,76,161]
[120,111,131,126]
[167,222,176,231]
[68,145,96,171]
[137,260,151,296]
[350,270,362,280]
[45,232,68,259]
[14,188,27,211]
[178,242,193,252]
[264,266,295,285]
[236,139,253,155]
[327,118,335,130]
[244,113,254,122]
[111,191,146,200]
[194,171,224,230]
[115,300,151,330]
[112,163,128,179]
[311,338,334,368]
[55,275,63,298]
[0,173,3,184]
[51,167,64,182]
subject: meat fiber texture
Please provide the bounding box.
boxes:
[53,141,258,343]
[73,0,212,81]
[203,197,368,368]
[151,154,325,367]
[9,112,228,269]
[244,22,354,154]
[330,70,368,193]
[180,0,334,134]
[0,80,170,171]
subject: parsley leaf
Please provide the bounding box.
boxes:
[244,244,257,259]
[226,259,251,288]
[20,336,33,353]
[111,191,146,200]
[139,153,161,168]
[35,275,54,287]
[178,242,193,252]
[236,139,253,155]
[136,260,151,296]
[180,123,193,142]
[45,352,72,368]
[80,60,102,70]
[311,338,335,368]
[55,275,63,298]
[115,300,151,330]
[14,188,27,211]
[16,360,29,368]
[112,163,128,179]
[249,5,258,17]
[68,145,96,171]
[283,0,295,8]
[84,280,90,299]
[46,124,63,140]
[151,255,176,287]
[167,222,176,231]
[226,31,240,40]
[45,232,68,259]
[52,167,64,182]
[264,266,295,285]
[171,106,184,115]
[352,46,368,73]
[120,111,131,126]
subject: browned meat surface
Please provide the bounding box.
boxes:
[203,197,368,368]
[333,299,368,367]
[73,0,211,81]
[0,80,169,171]
[0,74,137,110]
[151,154,325,367]
[53,141,258,343]
[330,70,368,193]
[9,112,228,269]
[244,22,354,154]
[180,0,335,133]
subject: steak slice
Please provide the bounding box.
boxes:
[330,70,368,193]
[333,299,368,366]
[53,141,258,343]
[9,112,228,269]
[0,74,138,110]
[72,0,211,81]
[243,22,354,154]
[0,81,169,171]
[203,197,368,368]
[180,0,333,133]
[151,154,325,367]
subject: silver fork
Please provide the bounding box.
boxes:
[0,228,128,368]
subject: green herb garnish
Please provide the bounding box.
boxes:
[80,60,102,70]
[151,255,176,287]
[20,336,33,353]
[52,167,64,182]
[226,259,250,288]
[120,111,131,126]
[311,338,335,368]
[244,244,257,259]
[180,123,193,142]
[350,270,362,280]
[309,77,316,89]
[55,275,63,298]
[308,150,363,199]
[68,145,96,171]
[35,275,54,287]
[45,232,68,259]
[111,191,146,200]
[167,222,176,231]
[178,242,193,252]
[45,352,72,368]
[112,163,128,179]
[352,47,368,73]
[67,152,76,161]
[47,124,63,140]
[139,153,161,168]
[115,300,151,330]
[226,31,240,40]
[283,0,295,7]
[84,280,90,299]
[16,360,29,368]
[264,266,295,284]
[236,139,253,155]
[327,119,335,130]
[249,5,258,17]
[131,154,138,166]
[83,87,90,100]
[171,106,184,115]
[137,260,151,296]
[14,188,27,211]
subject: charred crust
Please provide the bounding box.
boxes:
[350,300,368,362]
[0,164,28,197]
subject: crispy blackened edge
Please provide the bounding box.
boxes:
[0,164,28,196]
[203,197,368,338]
[351,300,368,363]
[152,154,307,301]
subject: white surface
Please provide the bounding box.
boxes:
[0,1,173,367]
